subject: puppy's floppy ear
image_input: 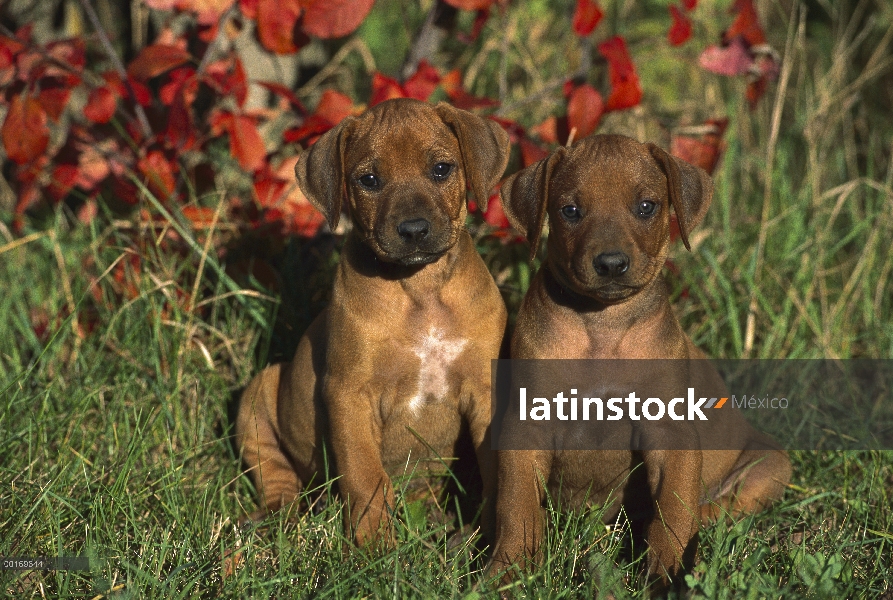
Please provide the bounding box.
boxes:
[434,102,510,211]
[500,148,566,260]
[647,143,713,251]
[295,116,357,231]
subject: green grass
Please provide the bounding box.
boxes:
[2,0,893,597]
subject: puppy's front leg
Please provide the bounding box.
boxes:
[326,382,394,549]
[642,449,701,583]
[490,449,551,580]
[465,386,497,542]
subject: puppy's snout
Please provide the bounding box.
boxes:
[396,218,431,243]
[593,251,630,278]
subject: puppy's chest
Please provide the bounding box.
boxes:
[403,326,468,413]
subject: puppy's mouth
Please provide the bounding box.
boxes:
[590,281,641,303]
[554,267,643,304]
[393,250,446,266]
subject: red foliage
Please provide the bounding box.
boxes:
[724,0,766,46]
[371,61,443,106]
[255,0,304,54]
[302,0,375,39]
[210,110,267,172]
[699,36,752,75]
[439,70,498,110]
[598,36,643,111]
[566,83,603,140]
[0,0,755,337]
[698,0,777,108]
[128,44,193,80]
[670,119,728,175]
[668,5,693,46]
[284,89,357,143]
[84,86,118,124]
[572,0,604,37]
[443,0,498,11]
[1,95,49,164]
[458,9,491,44]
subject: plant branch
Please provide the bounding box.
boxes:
[400,0,457,81]
[77,0,152,139]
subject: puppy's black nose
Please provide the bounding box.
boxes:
[397,218,430,243]
[593,251,630,277]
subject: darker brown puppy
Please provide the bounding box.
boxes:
[236,98,509,548]
[489,134,791,589]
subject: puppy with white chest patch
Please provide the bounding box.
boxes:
[489,134,791,590]
[236,98,510,547]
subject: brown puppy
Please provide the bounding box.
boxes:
[236,98,509,547]
[489,134,791,587]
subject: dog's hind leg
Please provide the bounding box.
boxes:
[236,364,302,517]
[700,440,791,522]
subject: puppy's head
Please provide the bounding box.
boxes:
[295,98,510,266]
[501,134,712,304]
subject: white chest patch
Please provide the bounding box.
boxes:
[408,327,468,414]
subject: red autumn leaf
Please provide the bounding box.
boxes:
[532,116,558,144]
[178,0,236,25]
[670,118,728,175]
[0,44,16,87]
[668,4,692,46]
[165,89,197,151]
[255,81,307,114]
[254,156,325,236]
[128,44,193,80]
[75,142,114,190]
[48,163,79,201]
[572,0,604,37]
[238,0,258,18]
[2,95,49,164]
[37,39,85,81]
[144,0,176,9]
[160,67,197,106]
[37,86,71,121]
[682,0,697,9]
[138,150,177,199]
[519,138,549,167]
[255,0,303,54]
[203,57,248,108]
[458,8,490,44]
[440,70,499,110]
[181,206,219,229]
[403,60,441,101]
[302,0,375,39]
[283,90,356,142]
[371,72,406,106]
[724,0,766,46]
[444,0,495,10]
[566,83,603,140]
[313,89,356,125]
[597,36,643,111]
[230,114,267,172]
[698,37,752,76]
[84,86,118,123]
[746,76,768,108]
[482,190,510,229]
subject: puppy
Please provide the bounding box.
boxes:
[236,98,510,547]
[489,134,791,588]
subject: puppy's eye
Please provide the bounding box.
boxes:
[358,173,381,190]
[560,205,581,221]
[637,200,657,217]
[432,162,453,181]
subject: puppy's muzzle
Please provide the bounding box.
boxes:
[593,251,630,278]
